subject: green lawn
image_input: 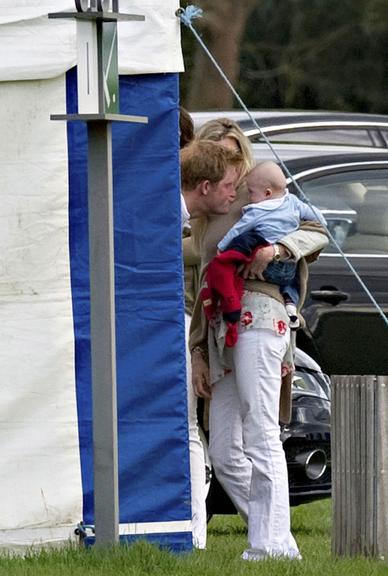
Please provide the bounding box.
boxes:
[0,499,386,575]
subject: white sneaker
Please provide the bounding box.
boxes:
[241,549,302,561]
[285,303,300,330]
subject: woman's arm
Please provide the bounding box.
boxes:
[188,279,212,399]
[191,347,212,399]
[279,221,329,261]
[241,221,328,279]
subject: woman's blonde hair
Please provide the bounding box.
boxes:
[195,117,255,181]
[192,117,255,251]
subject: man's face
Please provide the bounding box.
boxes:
[205,165,238,215]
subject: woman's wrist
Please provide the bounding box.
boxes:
[274,243,291,261]
[191,345,209,363]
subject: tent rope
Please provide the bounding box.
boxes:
[177,5,388,329]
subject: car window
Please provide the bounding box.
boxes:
[251,129,375,147]
[381,130,388,147]
[296,169,388,254]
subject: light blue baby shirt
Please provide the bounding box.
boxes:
[218,189,326,251]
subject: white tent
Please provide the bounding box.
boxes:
[0,0,191,551]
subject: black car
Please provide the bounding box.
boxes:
[231,145,388,375]
[241,112,388,149]
[203,142,388,374]
[282,152,388,376]
[199,150,388,517]
[203,348,331,518]
[192,110,388,149]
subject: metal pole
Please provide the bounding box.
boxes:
[49,3,146,547]
[87,120,119,545]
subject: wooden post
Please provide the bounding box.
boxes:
[332,375,388,558]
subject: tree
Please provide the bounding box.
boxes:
[181,0,388,114]
[239,0,388,113]
[183,0,258,110]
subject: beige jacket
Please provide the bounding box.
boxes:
[183,234,201,316]
[187,183,329,423]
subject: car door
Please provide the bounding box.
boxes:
[289,163,388,375]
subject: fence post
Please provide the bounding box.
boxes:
[332,375,388,558]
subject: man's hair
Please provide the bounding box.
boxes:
[179,106,194,149]
[180,139,242,190]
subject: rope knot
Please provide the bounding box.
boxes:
[176,5,203,27]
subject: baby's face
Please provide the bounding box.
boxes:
[246,176,268,203]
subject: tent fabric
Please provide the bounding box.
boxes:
[0,1,191,551]
[0,0,184,81]
[0,73,84,549]
[67,69,192,548]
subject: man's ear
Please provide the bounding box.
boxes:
[200,180,210,196]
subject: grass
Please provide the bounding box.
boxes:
[0,499,386,575]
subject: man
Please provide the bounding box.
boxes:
[179,138,242,549]
[180,139,242,229]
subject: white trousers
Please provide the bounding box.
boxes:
[185,313,207,549]
[209,327,301,560]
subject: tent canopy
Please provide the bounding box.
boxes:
[0,0,191,551]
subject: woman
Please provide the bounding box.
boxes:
[189,118,328,561]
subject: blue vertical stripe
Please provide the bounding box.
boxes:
[66,69,191,550]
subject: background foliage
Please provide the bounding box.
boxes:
[180,0,388,113]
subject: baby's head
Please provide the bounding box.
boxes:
[246,161,287,203]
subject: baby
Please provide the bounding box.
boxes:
[201,161,325,346]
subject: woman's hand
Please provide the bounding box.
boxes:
[240,245,273,280]
[241,244,290,280]
[191,350,212,399]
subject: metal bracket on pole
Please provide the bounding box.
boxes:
[49,1,147,546]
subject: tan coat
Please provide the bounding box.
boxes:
[186,183,329,424]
